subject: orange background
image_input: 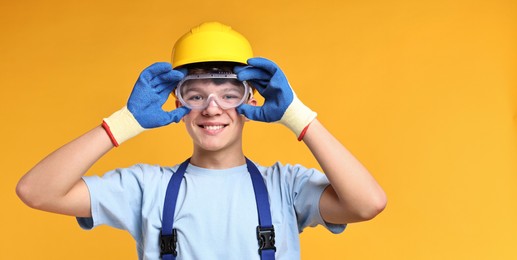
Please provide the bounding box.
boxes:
[1,0,516,259]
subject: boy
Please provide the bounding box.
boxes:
[17,22,386,259]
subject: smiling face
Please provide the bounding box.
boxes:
[181,81,252,154]
[176,62,256,162]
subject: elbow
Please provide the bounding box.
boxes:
[357,192,387,221]
[16,178,44,210]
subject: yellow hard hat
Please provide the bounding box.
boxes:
[171,22,254,68]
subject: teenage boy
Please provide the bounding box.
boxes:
[17,22,386,259]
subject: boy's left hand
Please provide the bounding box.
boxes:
[234,57,317,140]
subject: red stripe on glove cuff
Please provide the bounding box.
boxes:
[102,120,120,147]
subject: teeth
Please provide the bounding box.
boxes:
[204,125,224,130]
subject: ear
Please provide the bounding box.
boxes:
[247,97,257,106]
[243,97,257,122]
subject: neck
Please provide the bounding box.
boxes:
[189,146,246,169]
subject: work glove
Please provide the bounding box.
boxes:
[234,57,317,140]
[102,62,189,146]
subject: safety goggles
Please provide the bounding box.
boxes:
[175,73,252,110]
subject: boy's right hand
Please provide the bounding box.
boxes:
[127,62,189,128]
[103,62,190,146]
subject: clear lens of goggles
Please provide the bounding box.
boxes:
[175,73,251,110]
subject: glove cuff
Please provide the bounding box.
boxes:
[102,106,146,147]
[280,97,317,140]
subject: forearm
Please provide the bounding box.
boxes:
[16,125,113,213]
[302,119,386,222]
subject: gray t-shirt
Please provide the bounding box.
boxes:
[77,161,345,259]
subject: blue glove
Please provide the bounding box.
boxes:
[234,57,317,139]
[103,62,189,146]
[127,62,189,128]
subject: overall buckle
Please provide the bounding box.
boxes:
[257,225,276,254]
[160,228,178,257]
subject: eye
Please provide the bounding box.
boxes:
[186,94,204,101]
[222,94,240,100]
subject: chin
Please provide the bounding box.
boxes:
[194,136,242,153]
[197,142,225,152]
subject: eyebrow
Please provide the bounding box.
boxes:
[183,84,244,94]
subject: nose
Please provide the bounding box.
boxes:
[201,98,223,116]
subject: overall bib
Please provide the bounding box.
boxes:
[160,158,276,260]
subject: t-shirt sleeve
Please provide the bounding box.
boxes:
[286,164,346,234]
[76,164,148,240]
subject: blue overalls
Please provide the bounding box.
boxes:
[160,158,276,260]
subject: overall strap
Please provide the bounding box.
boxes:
[160,158,190,260]
[160,158,275,260]
[246,158,276,260]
